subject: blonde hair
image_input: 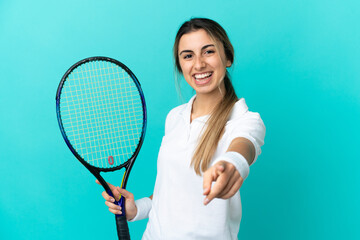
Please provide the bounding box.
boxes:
[173,18,238,175]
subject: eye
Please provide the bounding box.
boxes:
[204,49,215,55]
[183,54,193,60]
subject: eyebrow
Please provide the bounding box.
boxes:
[179,44,215,56]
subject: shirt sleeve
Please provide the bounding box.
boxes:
[224,111,266,164]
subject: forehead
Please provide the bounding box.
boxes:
[178,29,216,52]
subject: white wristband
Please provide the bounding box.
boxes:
[212,151,250,180]
[128,197,152,222]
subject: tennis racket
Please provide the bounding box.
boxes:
[56,56,146,240]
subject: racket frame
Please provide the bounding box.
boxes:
[56,56,147,215]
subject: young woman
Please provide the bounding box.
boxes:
[97,18,266,239]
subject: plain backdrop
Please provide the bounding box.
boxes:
[1,0,359,239]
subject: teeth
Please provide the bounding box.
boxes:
[195,72,212,79]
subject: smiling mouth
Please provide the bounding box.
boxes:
[193,72,213,84]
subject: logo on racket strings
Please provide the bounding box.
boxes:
[108,156,114,165]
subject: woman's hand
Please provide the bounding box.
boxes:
[202,161,243,205]
[96,180,137,220]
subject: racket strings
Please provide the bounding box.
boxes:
[66,66,140,166]
[60,60,144,169]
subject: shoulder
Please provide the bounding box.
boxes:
[227,98,265,128]
[224,98,266,160]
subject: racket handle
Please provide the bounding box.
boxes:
[115,215,130,240]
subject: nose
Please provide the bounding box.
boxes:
[194,56,205,70]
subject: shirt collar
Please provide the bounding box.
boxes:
[179,95,196,123]
[179,95,248,123]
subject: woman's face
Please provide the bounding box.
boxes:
[178,29,231,97]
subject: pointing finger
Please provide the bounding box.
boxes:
[203,168,218,195]
[204,174,228,205]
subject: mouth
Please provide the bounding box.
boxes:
[193,72,213,85]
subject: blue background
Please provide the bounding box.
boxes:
[1,0,359,239]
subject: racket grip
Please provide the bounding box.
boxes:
[115,215,130,240]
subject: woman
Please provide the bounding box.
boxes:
[98,18,266,239]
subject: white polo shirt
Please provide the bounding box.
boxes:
[142,96,265,240]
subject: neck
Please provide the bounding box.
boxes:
[191,86,225,121]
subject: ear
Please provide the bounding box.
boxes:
[226,59,232,68]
